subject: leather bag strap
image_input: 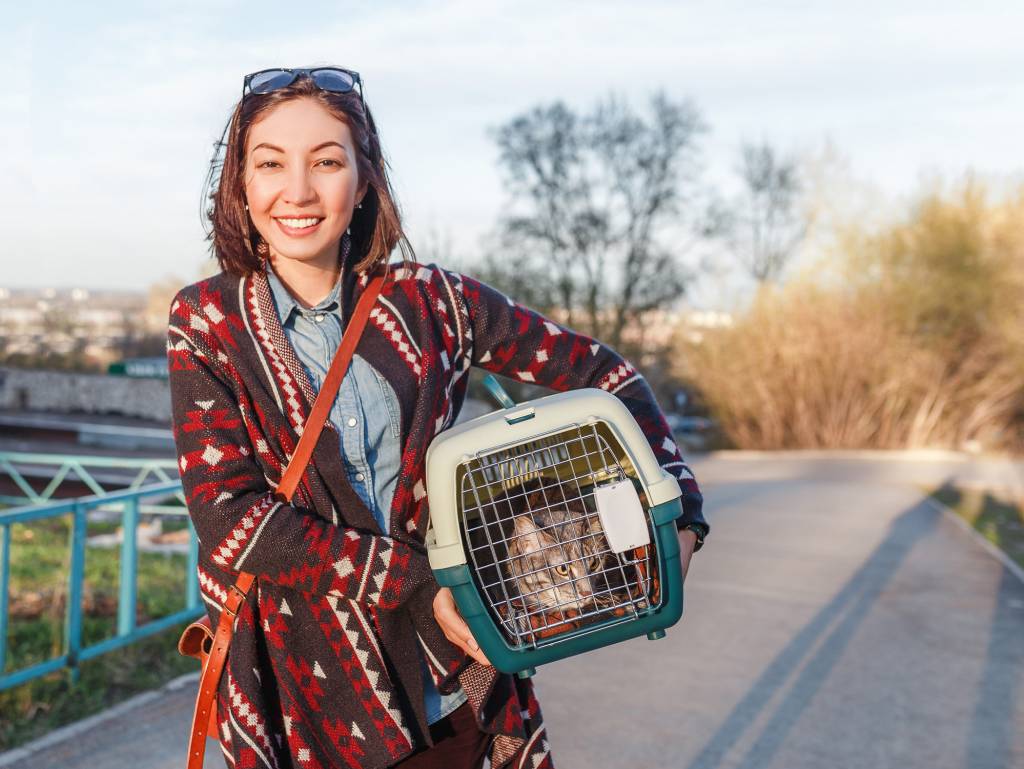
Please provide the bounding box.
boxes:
[186,571,254,767]
[185,275,385,769]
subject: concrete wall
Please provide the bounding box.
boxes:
[0,368,496,427]
[0,368,172,422]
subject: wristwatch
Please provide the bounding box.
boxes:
[681,523,706,551]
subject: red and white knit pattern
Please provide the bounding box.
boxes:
[227,669,280,769]
[369,301,422,378]
[212,496,280,570]
[197,564,229,606]
[315,595,413,759]
[596,360,641,393]
[246,275,308,434]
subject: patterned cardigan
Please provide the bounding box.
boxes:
[166,253,706,769]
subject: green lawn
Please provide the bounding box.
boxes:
[930,484,1024,570]
[1,515,200,750]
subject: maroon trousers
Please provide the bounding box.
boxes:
[392,704,491,769]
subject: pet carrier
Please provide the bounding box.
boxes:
[425,375,686,678]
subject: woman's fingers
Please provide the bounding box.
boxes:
[461,630,490,666]
[432,588,492,667]
[439,599,491,665]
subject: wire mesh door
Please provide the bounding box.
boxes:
[458,421,660,649]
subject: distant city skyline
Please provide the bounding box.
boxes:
[7,1,1023,305]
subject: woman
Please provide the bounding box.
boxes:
[168,66,708,769]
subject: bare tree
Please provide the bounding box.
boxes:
[726,141,806,283]
[485,91,710,350]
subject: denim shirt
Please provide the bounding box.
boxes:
[267,266,467,724]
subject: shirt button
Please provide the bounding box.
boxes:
[347,417,357,427]
[315,313,325,323]
[355,472,365,482]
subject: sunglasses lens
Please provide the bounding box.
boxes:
[249,70,296,94]
[311,69,356,93]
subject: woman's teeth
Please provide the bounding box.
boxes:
[277,217,322,228]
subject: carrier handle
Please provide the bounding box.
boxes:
[482,373,516,409]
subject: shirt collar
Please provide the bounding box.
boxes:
[265,263,342,327]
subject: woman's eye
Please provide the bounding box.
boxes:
[257,160,280,169]
[317,158,342,167]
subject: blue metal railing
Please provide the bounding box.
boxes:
[0,481,201,690]
[0,451,181,506]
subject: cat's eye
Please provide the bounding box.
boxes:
[553,564,570,578]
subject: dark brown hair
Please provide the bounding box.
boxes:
[201,73,415,276]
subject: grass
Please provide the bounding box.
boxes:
[930,483,1024,570]
[0,513,200,751]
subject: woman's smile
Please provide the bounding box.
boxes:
[274,215,325,236]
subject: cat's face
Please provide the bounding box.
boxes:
[506,510,606,612]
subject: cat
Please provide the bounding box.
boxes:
[505,502,608,617]
[465,478,650,641]
[496,481,616,617]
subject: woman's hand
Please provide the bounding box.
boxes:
[432,587,492,667]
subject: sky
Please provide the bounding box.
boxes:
[4,0,1023,304]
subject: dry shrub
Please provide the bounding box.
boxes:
[681,181,1024,450]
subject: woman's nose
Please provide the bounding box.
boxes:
[283,170,316,205]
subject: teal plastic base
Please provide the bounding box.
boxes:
[433,499,685,675]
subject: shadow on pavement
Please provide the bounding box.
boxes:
[684,499,938,769]
[965,567,1023,769]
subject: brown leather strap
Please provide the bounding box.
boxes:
[184,274,385,769]
[186,572,254,768]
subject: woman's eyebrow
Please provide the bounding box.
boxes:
[311,141,347,153]
[251,141,348,154]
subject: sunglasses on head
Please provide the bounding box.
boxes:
[242,67,374,132]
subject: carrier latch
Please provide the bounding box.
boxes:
[594,479,651,553]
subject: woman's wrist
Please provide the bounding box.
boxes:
[678,521,707,551]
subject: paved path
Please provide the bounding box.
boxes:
[4,454,1022,769]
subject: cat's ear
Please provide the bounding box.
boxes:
[525,488,545,511]
[512,515,546,556]
[513,515,539,538]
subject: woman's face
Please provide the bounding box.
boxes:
[243,97,365,270]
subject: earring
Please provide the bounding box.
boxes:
[340,230,352,262]
[244,203,249,211]
[356,202,362,209]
